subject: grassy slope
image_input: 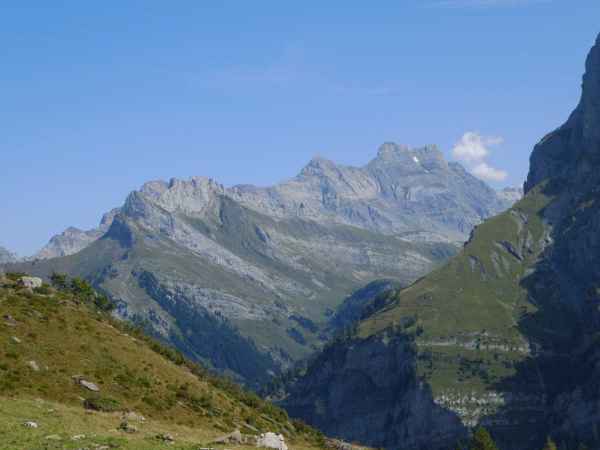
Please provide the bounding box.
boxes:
[357,184,565,397]
[0,276,324,450]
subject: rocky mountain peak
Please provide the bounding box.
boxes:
[299,156,338,177]
[99,208,120,230]
[581,34,600,140]
[376,142,411,159]
[526,34,600,192]
[129,176,226,216]
[372,142,445,169]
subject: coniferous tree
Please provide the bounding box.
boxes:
[542,437,558,450]
[470,427,499,450]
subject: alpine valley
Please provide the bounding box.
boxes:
[279,34,600,450]
[7,144,516,386]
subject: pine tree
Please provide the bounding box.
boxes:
[542,437,558,450]
[470,427,499,450]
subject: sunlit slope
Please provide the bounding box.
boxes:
[0,275,324,450]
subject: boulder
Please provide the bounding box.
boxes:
[27,360,40,372]
[23,421,39,428]
[73,375,100,392]
[45,434,62,441]
[256,432,288,450]
[118,421,138,433]
[122,411,146,422]
[19,276,43,290]
[156,433,175,443]
[213,429,243,445]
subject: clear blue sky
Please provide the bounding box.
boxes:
[2,1,599,256]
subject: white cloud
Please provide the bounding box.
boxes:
[452,131,508,182]
[452,132,503,163]
[471,162,508,182]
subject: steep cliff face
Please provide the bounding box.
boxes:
[281,33,600,450]
[283,335,467,450]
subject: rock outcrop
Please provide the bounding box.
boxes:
[30,208,119,260]
[496,187,523,205]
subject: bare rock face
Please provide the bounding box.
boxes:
[282,335,467,450]
[30,208,119,260]
[497,187,524,205]
[230,144,511,243]
[526,34,600,193]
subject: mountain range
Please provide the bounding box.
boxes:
[280,33,600,450]
[29,144,516,261]
[7,144,518,386]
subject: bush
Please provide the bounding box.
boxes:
[470,427,498,450]
[50,273,68,290]
[33,284,52,295]
[94,294,115,312]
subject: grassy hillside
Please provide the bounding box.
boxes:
[0,272,324,450]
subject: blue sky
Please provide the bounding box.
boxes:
[1,1,599,256]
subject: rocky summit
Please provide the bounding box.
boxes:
[31,208,119,260]
[229,143,512,243]
[11,145,514,386]
[280,34,600,450]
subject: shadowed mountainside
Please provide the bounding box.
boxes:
[280,33,600,450]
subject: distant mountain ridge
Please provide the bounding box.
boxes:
[30,144,518,261]
[0,246,18,264]
[10,143,518,385]
[497,186,524,205]
[30,208,119,260]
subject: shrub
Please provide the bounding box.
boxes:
[470,427,498,450]
[33,284,52,295]
[50,273,68,290]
